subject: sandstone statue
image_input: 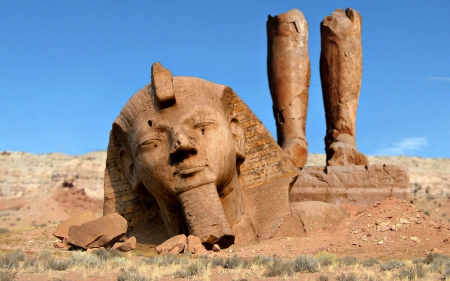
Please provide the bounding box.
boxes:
[104,62,347,248]
[267,8,368,167]
[267,9,310,168]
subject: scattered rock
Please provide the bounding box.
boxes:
[410,236,420,243]
[53,211,97,240]
[213,244,221,252]
[112,236,136,252]
[156,235,186,254]
[67,212,127,249]
[400,218,410,224]
[185,235,207,255]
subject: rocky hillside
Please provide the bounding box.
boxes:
[0,151,106,200]
[0,151,449,229]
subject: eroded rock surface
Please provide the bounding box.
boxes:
[320,8,368,166]
[267,9,310,168]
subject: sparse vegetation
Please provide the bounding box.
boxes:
[3,246,450,280]
[316,251,337,266]
[338,256,358,266]
[117,266,150,281]
[291,255,320,273]
[380,259,405,271]
[336,272,359,281]
[0,249,25,269]
[361,258,379,267]
[173,260,209,278]
[0,269,17,281]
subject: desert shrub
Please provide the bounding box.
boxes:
[117,266,150,281]
[0,228,9,234]
[93,248,123,261]
[70,251,102,269]
[317,274,329,281]
[423,252,450,265]
[380,259,405,271]
[336,272,359,281]
[143,254,183,266]
[0,269,17,281]
[396,264,426,280]
[291,255,319,273]
[361,258,379,267]
[316,252,337,266]
[0,249,25,269]
[173,260,207,278]
[242,255,273,268]
[48,258,70,271]
[426,253,450,274]
[338,256,358,266]
[263,257,293,277]
[211,255,243,269]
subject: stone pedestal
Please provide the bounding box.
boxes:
[290,165,409,206]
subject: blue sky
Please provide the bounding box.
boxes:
[1,1,449,158]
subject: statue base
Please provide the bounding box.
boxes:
[289,165,410,206]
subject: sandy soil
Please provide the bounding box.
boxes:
[1,153,449,280]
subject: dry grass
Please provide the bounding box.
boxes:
[1,248,450,280]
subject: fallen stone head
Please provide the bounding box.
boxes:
[104,62,348,248]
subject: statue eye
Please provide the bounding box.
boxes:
[139,139,162,148]
[194,122,214,136]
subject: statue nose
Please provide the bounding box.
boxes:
[170,131,197,164]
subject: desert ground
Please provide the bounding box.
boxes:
[1,151,449,280]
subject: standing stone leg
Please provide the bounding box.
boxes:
[267,9,310,168]
[320,8,369,166]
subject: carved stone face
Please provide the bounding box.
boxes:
[128,96,239,205]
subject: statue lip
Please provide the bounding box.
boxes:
[177,165,206,176]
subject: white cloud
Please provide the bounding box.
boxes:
[375,137,428,156]
[422,77,450,82]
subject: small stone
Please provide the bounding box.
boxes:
[377,225,390,232]
[400,218,410,224]
[213,244,221,252]
[376,240,384,245]
[367,214,371,217]
[410,236,420,243]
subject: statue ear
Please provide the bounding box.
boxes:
[119,146,139,193]
[230,118,246,165]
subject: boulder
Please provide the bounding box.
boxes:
[155,234,186,254]
[53,211,97,240]
[67,212,127,249]
[112,236,136,252]
[185,235,207,255]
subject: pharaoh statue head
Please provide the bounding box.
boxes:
[104,63,298,247]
